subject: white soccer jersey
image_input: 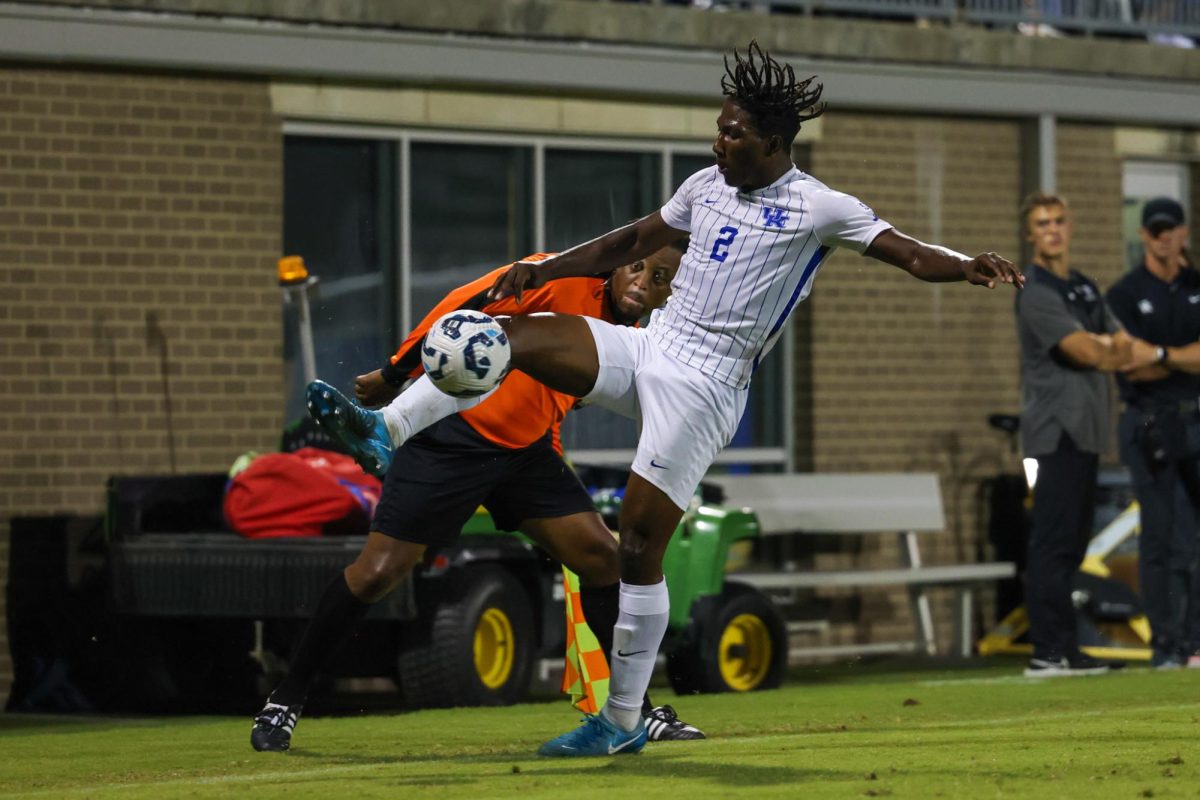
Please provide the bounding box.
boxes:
[654,165,892,389]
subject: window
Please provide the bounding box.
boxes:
[546,149,662,451]
[410,143,533,319]
[282,137,396,424]
[544,149,660,249]
[672,153,713,189]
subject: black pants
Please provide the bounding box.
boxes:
[1026,433,1097,659]
[1119,409,1200,658]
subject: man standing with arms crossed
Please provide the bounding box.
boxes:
[1106,197,1200,669]
[384,41,1024,756]
[1015,191,1155,677]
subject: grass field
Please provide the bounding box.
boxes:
[2,661,1198,799]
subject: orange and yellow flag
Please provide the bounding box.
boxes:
[560,567,610,713]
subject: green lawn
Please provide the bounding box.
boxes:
[2,662,1198,799]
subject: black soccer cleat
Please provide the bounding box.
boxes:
[251,700,303,752]
[644,705,705,741]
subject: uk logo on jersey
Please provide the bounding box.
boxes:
[762,208,789,228]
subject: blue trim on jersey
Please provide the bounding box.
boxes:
[751,244,830,372]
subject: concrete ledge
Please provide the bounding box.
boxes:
[11,0,1200,83]
[270,81,824,141]
[2,2,1197,124]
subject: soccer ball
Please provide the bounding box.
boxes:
[420,311,511,398]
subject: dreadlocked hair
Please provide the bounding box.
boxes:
[721,40,825,146]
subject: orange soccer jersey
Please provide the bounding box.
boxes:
[388,254,616,453]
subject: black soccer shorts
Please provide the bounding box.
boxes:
[371,415,597,546]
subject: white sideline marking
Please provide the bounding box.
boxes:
[720,701,1200,745]
[917,672,1180,688]
[918,674,1065,687]
[20,702,1200,796]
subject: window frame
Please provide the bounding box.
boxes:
[283,121,795,469]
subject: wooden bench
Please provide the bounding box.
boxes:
[706,473,1015,659]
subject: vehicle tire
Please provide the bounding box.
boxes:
[397,565,535,709]
[667,582,787,695]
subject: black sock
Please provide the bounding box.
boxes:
[580,581,653,715]
[271,573,370,706]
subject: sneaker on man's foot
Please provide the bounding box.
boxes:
[305,380,393,477]
[538,714,647,757]
[1024,653,1111,678]
[644,705,705,741]
[1073,653,1124,671]
[250,699,302,752]
[1152,650,1186,670]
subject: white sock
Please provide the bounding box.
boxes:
[602,580,669,732]
[379,375,494,447]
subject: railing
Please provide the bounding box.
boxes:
[964,0,1200,36]
[633,0,1200,38]
[746,0,957,19]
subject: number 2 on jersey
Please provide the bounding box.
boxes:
[710,226,739,263]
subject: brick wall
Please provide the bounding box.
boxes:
[803,113,1027,652]
[1057,124,1126,288]
[796,116,1131,654]
[0,68,283,707]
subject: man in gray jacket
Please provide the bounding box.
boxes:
[1015,191,1156,677]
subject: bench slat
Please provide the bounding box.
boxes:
[707,473,946,535]
[730,562,1015,589]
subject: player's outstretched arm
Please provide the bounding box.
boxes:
[865,229,1024,289]
[489,212,684,302]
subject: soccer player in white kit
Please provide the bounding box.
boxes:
[389,41,1023,756]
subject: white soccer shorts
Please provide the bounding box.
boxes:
[582,316,748,510]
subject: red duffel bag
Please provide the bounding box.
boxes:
[223,447,382,539]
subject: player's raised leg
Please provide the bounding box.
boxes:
[501,313,601,398]
[377,312,601,449]
[307,375,499,476]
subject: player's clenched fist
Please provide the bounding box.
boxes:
[964,252,1024,289]
[488,259,550,303]
[354,369,400,407]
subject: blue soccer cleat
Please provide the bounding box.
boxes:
[537,714,648,757]
[305,379,394,477]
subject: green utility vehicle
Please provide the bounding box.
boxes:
[10,469,786,713]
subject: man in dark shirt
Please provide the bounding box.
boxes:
[1015,191,1155,676]
[1106,196,1200,669]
